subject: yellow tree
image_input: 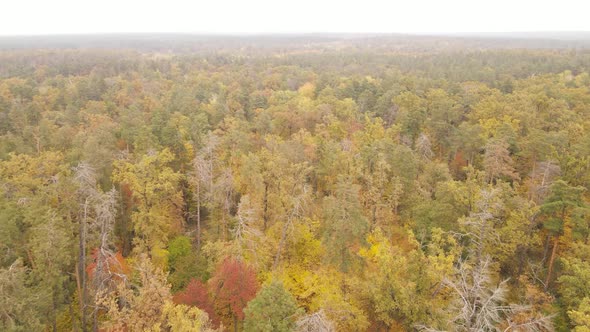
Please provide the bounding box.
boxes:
[361,228,456,330]
[113,149,183,256]
[98,255,216,332]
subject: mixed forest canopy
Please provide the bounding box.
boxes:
[1,34,590,331]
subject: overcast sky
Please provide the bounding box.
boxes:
[1,0,588,35]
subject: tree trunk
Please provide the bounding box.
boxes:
[79,200,88,332]
[196,181,201,249]
[372,204,377,229]
[274,218,291,270]
[70,302,78,331]
[263,181,269,231]
[544,236,559,290]
[93,308,98,332]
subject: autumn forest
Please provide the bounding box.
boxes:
[1,34,590,331]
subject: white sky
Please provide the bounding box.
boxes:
[1,0,589,35]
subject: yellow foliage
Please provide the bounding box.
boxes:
[279,266,369,331]
[112,148,183,254]
[479,115,520,139]
[150,302,216,332]
[298,82,316,99]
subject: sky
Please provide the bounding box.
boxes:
[1,0,589,35]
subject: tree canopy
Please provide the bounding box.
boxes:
[1,34,590,331]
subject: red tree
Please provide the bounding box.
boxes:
[209,258,259,331]
[173,278,218,326]
[86,249,129,283]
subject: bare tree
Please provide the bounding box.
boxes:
[460,188,503,262]
[528,161,560,204]
[419,188,554,332]
[419,258,553,332]
[96,254,170,332]
[73,163,119,332]
[484,139,519,184]
[191,154,212,248]
[214,168,234,241]
[296,310,335,332]
[273,187,308,270]
[189,133,219,248]
[88,188,119,331]
[416,133,434,160]
[232,195,262,261]
[447,258,512,331]
[73,163,97,332]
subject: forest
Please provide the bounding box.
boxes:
[0,34,589,331]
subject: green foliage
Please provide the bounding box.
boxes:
[559,243,590,319]
[570,297,590,331]
[0,259,45,331]
[540,180,587,235]
[2,36,590,331]
[168,236,193,267]
[322,176,369,272]
[243,281,302,332]
[167,236,206,291]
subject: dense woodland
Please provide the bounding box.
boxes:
[1,35,590,331]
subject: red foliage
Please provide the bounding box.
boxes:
[209,258,259,322]
[86,249,130,282]
[120,183,133,201]
[173,278,218,326]
[450,150,468,176]
[115,138,128,151]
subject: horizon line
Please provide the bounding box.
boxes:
[1,30,590,37]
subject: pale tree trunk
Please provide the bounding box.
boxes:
[544,236,559,290]
[79,199,89,332]
[263,181,269,231]
[196,181,201,249]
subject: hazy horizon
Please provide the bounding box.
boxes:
[1,31,590,37]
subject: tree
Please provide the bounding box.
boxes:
[112,148,183,255]
[459,188,504,262]
[210,167,235,241]
[558,242,590,328]
[209,259,259,332]
[415,133,434,160]
[424,258,554,332]
[98,254,213,332]
[539,180,587,288]
[173,278,217,325]
[156,302,217,332]
[295,310,335,332]
[189,134,218,248]
[393,91,426,145]
[238,147,285,231]
[26,198,75,331]
[98,258,217,332]
[569,298,590,332]
[483,138,519,184]
[73,162,119,331]
[424,88,460,156]
[526,161,561,204]
[0,259,44,331]
[322,176,369,272]
[0,151,76,330]
[167,236,206,292]
[97,255,169,331]
[244,281,302,332]
[360,228,456,329]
